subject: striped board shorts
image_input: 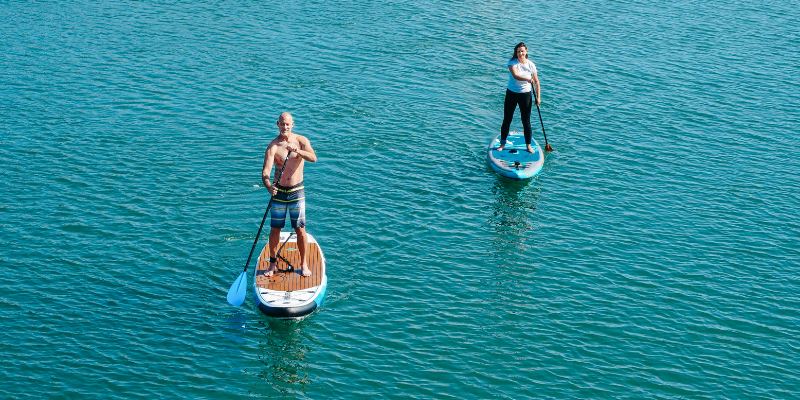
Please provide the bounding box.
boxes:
[270,182,306,229]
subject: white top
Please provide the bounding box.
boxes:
[506,58,537,93]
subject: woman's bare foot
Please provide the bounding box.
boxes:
[300,265,311,277]
[526,145,534,153]
[497,145,505,151]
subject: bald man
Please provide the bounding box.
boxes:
[261,112,318,277]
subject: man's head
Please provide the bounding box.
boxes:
[276,112,294,135]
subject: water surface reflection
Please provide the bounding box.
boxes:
[489,176,542,256]
[253,318,312,393]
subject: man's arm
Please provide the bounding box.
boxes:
[288,136,317,163]
[262,145,276,194]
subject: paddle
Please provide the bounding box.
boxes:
[226,151,291,306]
[532,87,553,152]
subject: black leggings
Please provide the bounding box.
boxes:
[500,89,533,145]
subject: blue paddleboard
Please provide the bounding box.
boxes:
[486,131,544,179]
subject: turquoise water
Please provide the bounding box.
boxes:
[2,1,799,398]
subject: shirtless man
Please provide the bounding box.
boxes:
[262,112,317,277]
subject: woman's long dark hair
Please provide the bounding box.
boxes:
[510,42,527,60]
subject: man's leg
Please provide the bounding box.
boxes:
[295,227,310,277]
[290,198,310,277]
[265,227,281,276]
[265,201,288,276]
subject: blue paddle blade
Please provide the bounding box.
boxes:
[227,271,247,306]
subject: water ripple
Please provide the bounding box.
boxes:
[2,0,799,398]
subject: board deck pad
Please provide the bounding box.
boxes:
[255,241,324,291]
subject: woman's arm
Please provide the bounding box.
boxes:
[531,72,541,105]
[508,65,531,82]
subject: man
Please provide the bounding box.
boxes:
[262,112,317,277]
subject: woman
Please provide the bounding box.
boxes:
[498,42,540,153]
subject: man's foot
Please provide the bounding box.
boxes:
[300,265,311,277]
[263,263,277,277]
[526,145,534,153]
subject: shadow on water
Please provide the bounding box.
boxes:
[489,176,542,255]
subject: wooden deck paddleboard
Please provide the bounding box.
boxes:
[487,131,545,179]
[253,231,327,319]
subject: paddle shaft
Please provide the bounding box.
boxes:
[241,151,291,273]
[275,232,296,271]
[531,87,551,151]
